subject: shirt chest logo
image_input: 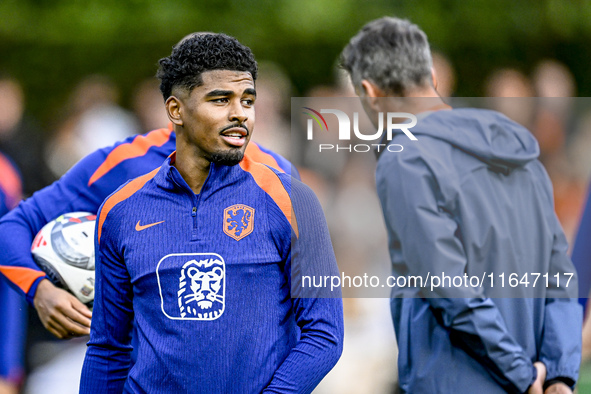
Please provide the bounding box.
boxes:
[157,253,225,320]
[223,204,255,241]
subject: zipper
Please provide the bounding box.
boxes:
[168,163,213,242]
[191,205,198,241]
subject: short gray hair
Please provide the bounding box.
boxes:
[341,17,433,96]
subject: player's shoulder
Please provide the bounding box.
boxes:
[245,141,300,179]
[103,124,174,154]
[97,166,161,242]
[102,166,160,211]
[376,139,424,175]
[288,176,323,216]
[86,125,175,187]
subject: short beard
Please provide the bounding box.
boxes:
[210,149,244,166]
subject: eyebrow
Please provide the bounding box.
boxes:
[205,89,233,97]
[205,88,257,98]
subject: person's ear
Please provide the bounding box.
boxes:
[361,79,386,112]
[165,96,183,126]
[431,68,438,90]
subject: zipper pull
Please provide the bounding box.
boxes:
[192,207,197,217]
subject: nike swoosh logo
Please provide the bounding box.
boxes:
[135,220,165,231]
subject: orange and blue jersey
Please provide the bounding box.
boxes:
[0,151,27,384]
[80,152,343,393]
[0,125,299,305]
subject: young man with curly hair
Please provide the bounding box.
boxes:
[80,33,343,393]
[0,37,298,340]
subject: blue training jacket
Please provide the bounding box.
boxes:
[0,125,299,305]
[376,108,581,393]
[80,152,343,393]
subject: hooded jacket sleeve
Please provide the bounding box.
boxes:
[377,154,536,393]
[537,167,582,388]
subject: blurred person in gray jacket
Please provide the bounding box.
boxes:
[341,16,581,394]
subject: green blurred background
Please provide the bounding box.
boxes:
[2,0,591,127]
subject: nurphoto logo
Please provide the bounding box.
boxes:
[303,107,418,153]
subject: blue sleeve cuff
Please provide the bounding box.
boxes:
[26,275,48,307]
[523,365,537,394]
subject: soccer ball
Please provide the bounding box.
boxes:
[31,212,96,305]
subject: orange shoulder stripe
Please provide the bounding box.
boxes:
[239,155,297,237]
[97,167,160,244]
[0,153,22,208]
[245,142,283,173]
[88,126,172,186]
[0,266,46,294]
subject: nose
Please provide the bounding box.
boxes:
[229,100,248,125]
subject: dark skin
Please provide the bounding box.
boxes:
[165,69,256,193]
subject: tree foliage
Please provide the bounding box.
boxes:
[1,0,590,125]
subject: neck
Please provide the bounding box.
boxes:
[389,86,450,115]
[407,86,440,98]
[174,136,210,194]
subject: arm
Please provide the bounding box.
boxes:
[0,128,173,337]
[538,171,582,389]
[0,127,173,302]
[264,179,344,393]
[80,204,133,393]
[0,149,114,301]
[377,156,535,393]
[0,151,111,337]
[0,153,91,338]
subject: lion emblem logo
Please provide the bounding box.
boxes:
[223,204,255,241]
[178,258,225,320]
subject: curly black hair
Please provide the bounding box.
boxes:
[157,33,258,100]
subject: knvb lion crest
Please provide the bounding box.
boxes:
[223,204,255,241]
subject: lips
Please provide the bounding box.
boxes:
[220,127,248,147]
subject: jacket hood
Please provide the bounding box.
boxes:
[406,108,540,173]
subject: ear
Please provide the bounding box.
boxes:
[431,68,438,90]
[165,96,183,126]
[360,79,386,112]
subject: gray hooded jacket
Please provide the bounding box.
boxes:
[376,108,581,393]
